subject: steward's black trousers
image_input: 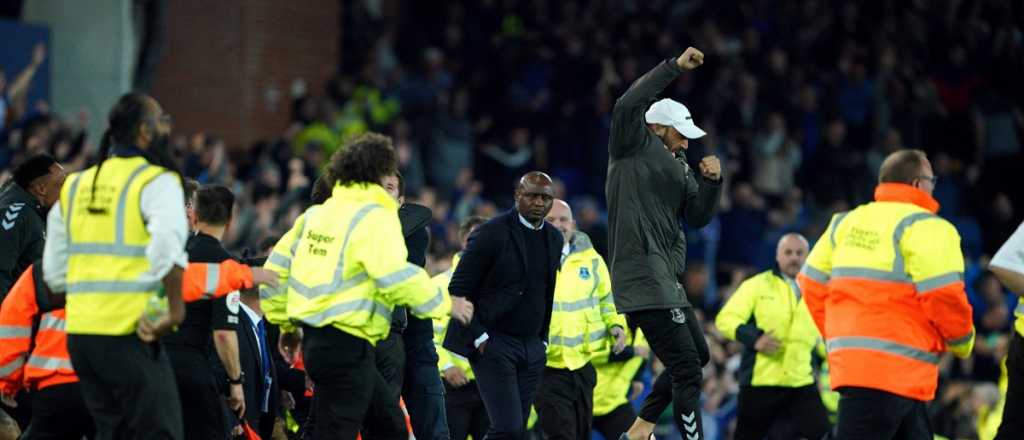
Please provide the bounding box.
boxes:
[836,386,931,440]
[302,326,405,440]
[67,334,183,440]
[535,363,597,440]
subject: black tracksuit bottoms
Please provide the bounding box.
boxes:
[628,307,708,440]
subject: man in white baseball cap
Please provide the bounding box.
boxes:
[645,98,707,142]
[606,46,723,440]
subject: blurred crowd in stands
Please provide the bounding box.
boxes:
[2,0,1023,438]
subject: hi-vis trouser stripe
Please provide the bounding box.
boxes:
[65,163,161,294]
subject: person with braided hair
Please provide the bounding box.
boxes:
[42,92,189,439]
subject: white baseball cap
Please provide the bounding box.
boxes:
[644,98,706,139]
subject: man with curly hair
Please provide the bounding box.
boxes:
[261,133,474,439]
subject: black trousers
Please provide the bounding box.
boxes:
[166,347,228,440]
[593,403,638,440]
[363,332,407,440]
[733,385,831,440]
[403,337,450,440]
[996,331,1024,439]
[66,334,184,440]
[20,382,95,440]
[469,332,546,440]
[628,307,708,440]
[302,326,405,440]
[535,364,597,440]
[444,381,489,440]
[835,386,931,440]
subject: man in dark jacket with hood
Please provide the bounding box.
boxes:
[349,172,452,438]
[395,177,451,440]
[0,154,65,301]
[607,47,722,440]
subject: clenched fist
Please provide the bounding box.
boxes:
[676,47,705,70]
[698,156,722,181]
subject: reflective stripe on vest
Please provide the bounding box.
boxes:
[25,354,72,371]
[63,157,171,335]
[827,336,939,365]
[65,163,153,260]
[39,313,65,332]
[550,327,608,348]
[205,263,220,295]
[285,204,381,300]
[0,325,31,338]
[410,287,446,317]
[0,357,25,376]
[830,211,963,292]
[553,297,599,312]
[66,161,159,294]
[297,297,392,327]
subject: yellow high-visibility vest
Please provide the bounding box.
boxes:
[62,156,175,335]
[261,183,449,344]
[546,231,625,370]
[715,270,820,388]
[432,253,475,381]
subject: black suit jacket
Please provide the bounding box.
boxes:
[443,209,563,358]
[235,310,280,439]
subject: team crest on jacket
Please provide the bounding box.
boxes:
[578,267,591,280]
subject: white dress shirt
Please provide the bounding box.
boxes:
[43,172,189,292]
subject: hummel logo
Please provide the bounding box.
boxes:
[681,412,699,440]
[1,205,22,230]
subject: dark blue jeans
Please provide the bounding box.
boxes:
[403,337,451,440]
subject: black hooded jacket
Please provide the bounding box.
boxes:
[389,203,433,341]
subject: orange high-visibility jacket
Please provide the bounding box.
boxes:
[0,260,255,394]
[797,183,975,402]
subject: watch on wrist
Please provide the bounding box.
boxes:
[228,372,245,385]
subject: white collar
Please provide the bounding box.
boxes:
[518,213,544,230]
[239,301,262,326]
